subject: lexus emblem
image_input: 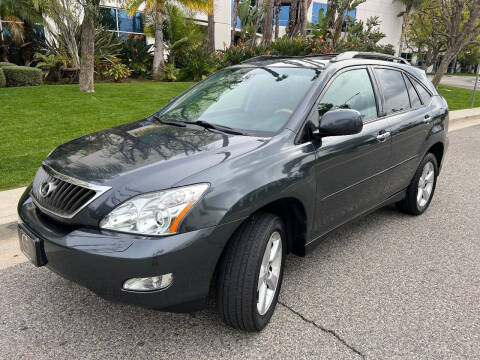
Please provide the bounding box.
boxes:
[39,182,55,198]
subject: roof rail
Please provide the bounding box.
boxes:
[332,51,410,65]
[240,54,339,64]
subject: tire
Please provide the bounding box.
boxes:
[397,153,438,215]
[216,212,286,331]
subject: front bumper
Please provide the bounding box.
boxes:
[18,195,242,312]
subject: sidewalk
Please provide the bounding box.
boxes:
[1,107,480,269]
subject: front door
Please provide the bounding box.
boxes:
[310,67,392,239]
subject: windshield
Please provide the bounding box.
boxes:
[158,67,320,135]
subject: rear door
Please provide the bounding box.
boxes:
[372,67,432,196]
[309,67,392,239]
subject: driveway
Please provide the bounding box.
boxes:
[1,125,480,359]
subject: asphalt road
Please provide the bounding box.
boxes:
[1,125,480,359]
[434,75,480,90]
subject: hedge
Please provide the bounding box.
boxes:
[2,66,43,87]
[0,62,17,67]
[0,68,5,88]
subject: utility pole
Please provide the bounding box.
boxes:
[471,63,480,108]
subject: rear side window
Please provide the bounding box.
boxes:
[376,68,410,115]
[319,69,377,123]
[410,77,432,105]
[404,75,422,108]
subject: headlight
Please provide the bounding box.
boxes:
[99,183,209,235]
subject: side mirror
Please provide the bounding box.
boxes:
[317,108,363,137]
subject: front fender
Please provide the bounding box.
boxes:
[175,132,317,240]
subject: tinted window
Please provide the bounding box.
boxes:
[319,69,377,122]
[376,68,410,115]
[118,10,143,33]
[405,75,422,108]
[160,68,319,134]
[99,7,117,30]
[411,78,432,105]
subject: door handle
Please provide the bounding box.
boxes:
[424,114,432,123]
[376,131,391,142]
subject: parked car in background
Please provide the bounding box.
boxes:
[18,52,448,331]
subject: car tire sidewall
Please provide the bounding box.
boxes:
[252,219,286,330]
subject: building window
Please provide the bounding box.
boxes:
[273,3,290,27]
[311,2,356,24]
[98,7,144,38]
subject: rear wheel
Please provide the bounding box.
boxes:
[397,153,438,215]
[216,212,285,331]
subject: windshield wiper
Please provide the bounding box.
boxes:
[152,114,186,127]
[191,120,246,135]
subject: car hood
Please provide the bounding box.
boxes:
[45,119,268,192]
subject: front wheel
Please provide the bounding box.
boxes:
[216,212,285,331]
[397,153,438,215]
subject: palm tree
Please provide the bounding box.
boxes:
[395,0,422,56]
[125,0,210,80]
[231,0,239,45]
[0,0,43,65]
[207,0,214,51]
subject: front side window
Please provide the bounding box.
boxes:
[318,69,377,122]
[159,67,319,135]
[376,68,410,115]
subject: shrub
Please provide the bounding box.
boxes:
[0,62,17,67]
[179,46,217,81]
[217,44,268,68]
[101,57,133,82]
[119,36,153,78]
[2,66,43,87]
[0,68,6,88]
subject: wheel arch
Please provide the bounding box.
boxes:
[427,142,445,172]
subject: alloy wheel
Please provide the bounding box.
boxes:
[417,161,435,208]
[257,231,282,315]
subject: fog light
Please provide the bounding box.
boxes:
[123,273,173,292]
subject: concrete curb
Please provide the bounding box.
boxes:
[449,107,480,121]
[1,108,480,226]
[0,187,26,225]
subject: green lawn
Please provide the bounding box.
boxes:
[0,81,194,190]
[437,85,480,110]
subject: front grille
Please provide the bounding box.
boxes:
[31,166,108,218]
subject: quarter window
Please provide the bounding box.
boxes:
[376,68,411,115]
[411,78,432,105]
[404,75,422,108]
[318,69,377,122]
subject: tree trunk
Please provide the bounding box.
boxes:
[287,0,298,38]
[432,53,454,88]
[208,6,215,51]
[152,8,165,80]
[79,0,99,93]
[250,0,262,48]
[21,21,35,66]
[231,0,239,45]
[299,0,307,37]
[274,0,280,40]
[262,0,274,45]
[398,5,411,56]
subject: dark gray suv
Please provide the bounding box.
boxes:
[18,52,448,331]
